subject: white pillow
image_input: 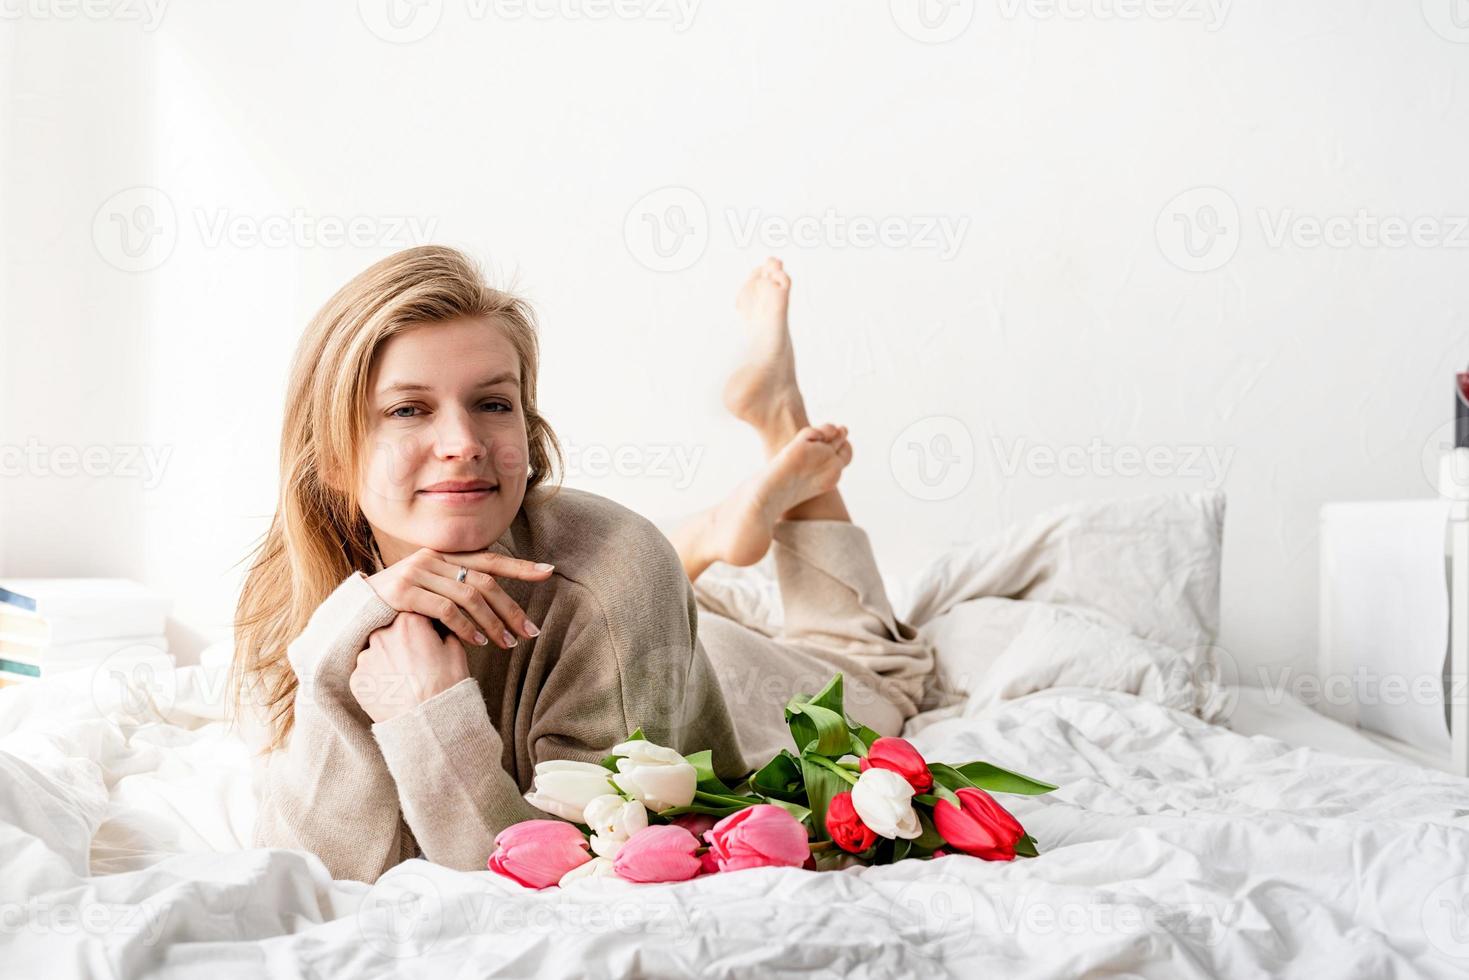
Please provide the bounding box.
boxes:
[686,491,1227,719]
[902,490,1226,718]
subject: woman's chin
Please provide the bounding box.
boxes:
[418,517,513,555]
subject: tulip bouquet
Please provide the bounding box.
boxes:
[487,673,1055,888]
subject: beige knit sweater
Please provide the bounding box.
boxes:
[248,487,748,883]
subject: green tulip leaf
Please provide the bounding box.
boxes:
[928,762,972,793]
[655,802,747,818]
[1014,833,1040,858]
[954,761,1058,796]
[750,750,805,801]
[806,673,846,716]
[785,700,852,757]
[692,789,763,808]
[912,808,945,851]
[850,723,881,752]
[800,754,848,842]
[683,749,739,794]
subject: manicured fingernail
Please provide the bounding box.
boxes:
[502,630,517,648]
[534,562,554,572]
[524,622,540,637]
[474,631,489,645]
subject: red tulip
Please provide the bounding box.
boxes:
[825,791,878,854]
[932,787,1025,861]
[859,737,933,793]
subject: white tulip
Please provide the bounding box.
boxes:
[850,767,922,840]
[609,740,698,812]
[523,760,616,823]
[558,856,615,887]
[582,794,649,859]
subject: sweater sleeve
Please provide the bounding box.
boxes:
[250,570,409,883]
[369,677,546,872]
[369,581,634,872]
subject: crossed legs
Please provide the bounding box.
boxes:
[669,258,855,582]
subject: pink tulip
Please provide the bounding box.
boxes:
[703,804,810,872]
[933,787,1025,861]
[612,825,702,883]
[487,820,592,889]
[859,737,933,793]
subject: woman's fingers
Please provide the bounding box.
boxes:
[442,549,555,583]
[423,559,541,645]
[404,586,500,650]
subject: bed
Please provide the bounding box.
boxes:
[4,492,1468,979]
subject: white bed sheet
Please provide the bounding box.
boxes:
[4,668,1469,978]
[5,492,1469,978]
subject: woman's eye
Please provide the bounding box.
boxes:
[388,401,509,419]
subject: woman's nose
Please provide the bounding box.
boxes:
[432,409,487,461]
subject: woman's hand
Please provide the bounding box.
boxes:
[350,612,470,724]
[365,547,554,650]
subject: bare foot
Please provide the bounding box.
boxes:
[698,424,852,569]
[722,258,808,452]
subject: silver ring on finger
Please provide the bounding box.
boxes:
[455,565,468,584]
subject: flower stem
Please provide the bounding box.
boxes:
[809,755,860,786]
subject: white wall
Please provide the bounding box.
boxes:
[1,20,158,609]
[3,1,1468,683]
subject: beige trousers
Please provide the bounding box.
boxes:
[691,519,935,769]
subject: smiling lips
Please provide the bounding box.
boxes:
[418,479,498,504]
[419,479,497,493]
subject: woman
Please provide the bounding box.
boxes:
[233,247,934,883]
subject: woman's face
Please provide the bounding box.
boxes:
[357,317,530,567]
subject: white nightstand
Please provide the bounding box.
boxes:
[1318,465,1469,775]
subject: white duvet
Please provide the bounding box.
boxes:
[4,492,1469,978]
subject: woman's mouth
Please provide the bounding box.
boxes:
[418,485,498,505]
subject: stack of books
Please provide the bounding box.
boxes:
[0,578,173,689]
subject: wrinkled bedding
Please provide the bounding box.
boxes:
[5,677,1468,978]
[4,491,1468,978]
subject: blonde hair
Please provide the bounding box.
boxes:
[230,245,562,752]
